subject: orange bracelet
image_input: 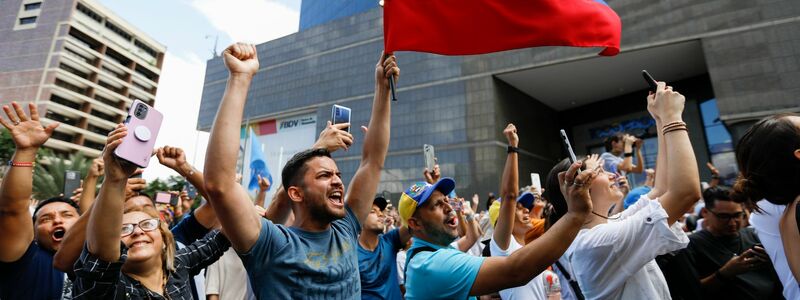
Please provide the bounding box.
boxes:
[9,161,35,167]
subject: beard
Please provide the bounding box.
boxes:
[420,216,458,246]
[305,190,346,223]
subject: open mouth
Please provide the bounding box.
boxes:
[328,190,344,208]
[52,228,66,241]
[445,214,458,228]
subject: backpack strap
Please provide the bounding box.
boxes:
[554,260,586,300]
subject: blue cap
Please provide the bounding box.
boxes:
[517,192,536,210]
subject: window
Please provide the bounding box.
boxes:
[19,16,37,25]
[105,21,131,41]
[700,99,737,185]
[24,2,42,10]
[76,3,102,23]
[134,40,158,58]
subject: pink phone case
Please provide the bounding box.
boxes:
[114,100,162,168]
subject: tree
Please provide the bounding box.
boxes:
[32,151,93,200]
[142,175,186,197]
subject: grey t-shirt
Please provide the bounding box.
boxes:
[240,206,362,299]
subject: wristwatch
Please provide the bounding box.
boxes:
[507,145,519,154]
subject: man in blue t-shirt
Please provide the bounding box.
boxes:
[0,102,80,299]
[399,124,595,299]
[358,196,410,300]
[202,43,398,299]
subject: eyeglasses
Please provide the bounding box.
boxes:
[707,210,745,221]
[121,218,160,237]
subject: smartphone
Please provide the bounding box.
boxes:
[423,144,436,171]
[559,129,578,164]
[184,184,198,199]
[155,191,171,204]
[63,170,81,197]
[642,70,658,93]
[450,199,463,212]
[331,104,351,133]
[169,193,179,207]
[115,100,163,168]
[531,173,542,193]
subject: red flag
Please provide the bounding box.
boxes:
[383,0,621,56]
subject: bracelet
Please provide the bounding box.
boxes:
[624,152,633,157]
[663,126,688,135]
[507,145,519,154]
[662,121,686,129]
[8,161,34,167]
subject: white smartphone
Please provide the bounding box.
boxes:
[423,144,435,171]
[531,173,541,193]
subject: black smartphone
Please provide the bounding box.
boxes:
[63,170,81,197]
[184,184,198,199]
[169,193,179,207]
[331,104,351,133]
[642,70,658,93]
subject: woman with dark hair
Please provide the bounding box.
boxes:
[732,113,800,299]
[71,124,230,299]
[543,82,701,299]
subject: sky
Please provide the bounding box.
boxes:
[94,0,301,181]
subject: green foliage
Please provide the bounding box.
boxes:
[32,151,93,200]
[142,175,186,198]
[0,129,15,165]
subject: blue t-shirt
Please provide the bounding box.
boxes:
[240,206,362,299]
[358,228,403,300]
[0,242,64,299]
[404,239,485,300]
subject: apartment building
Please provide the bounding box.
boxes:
[0,0,164,157]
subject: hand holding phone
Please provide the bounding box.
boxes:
[155,191,171,204]
[115,100,163,168]
[331,104,351,133]
[63,170,81,198]
[423,144,436,172]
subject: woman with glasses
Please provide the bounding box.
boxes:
[71,124,230,299]
[732,113,800,299]
[543,82,701,300]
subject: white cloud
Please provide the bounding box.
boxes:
[142,52,209,182]
[191,0,300,44]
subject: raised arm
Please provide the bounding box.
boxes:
[156,145,217,228]
[87,124,137,261]
[493,124,519,250]
[631,140,644,174]
[651,82,701,224]
[344,53,398,224]
[0,102,58,262]
[455,198,480,251]
[648,94,668,199]
[470,162,595,295]
[77,158,103,213]
[54,177,144,272]
[203,43,262,253]
[255,175,270,207]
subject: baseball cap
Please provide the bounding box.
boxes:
[398,178,456,224]
[373,195,388,211]
[517,192,535,210]
[489,200,501,226]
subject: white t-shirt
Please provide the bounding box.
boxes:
[489,237,548,300]
[205,249,256,300]
[396,249,407,285]
[563,195,689,299]
[450,239,484,257]
[750,200,799,300]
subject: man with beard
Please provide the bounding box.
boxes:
[400,125,596,300]
[0,102,76,299]
[358,195,410,300]
[202,43,397,299]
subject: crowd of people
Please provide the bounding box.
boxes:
[0,42,797,300]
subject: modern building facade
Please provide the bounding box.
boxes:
[299,0,377,31]
[0,0,164,157]
[199,0,800,208]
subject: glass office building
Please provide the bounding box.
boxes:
[198,1,800,207]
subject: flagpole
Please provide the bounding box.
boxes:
[380,0,398,101]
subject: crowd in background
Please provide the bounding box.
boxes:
[0,42,798,300]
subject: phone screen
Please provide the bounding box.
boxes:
[155,192,171,204]
[423,144,435,171]
[531,173,541,193]
[331,105,351,132]
[63,170,81,197]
